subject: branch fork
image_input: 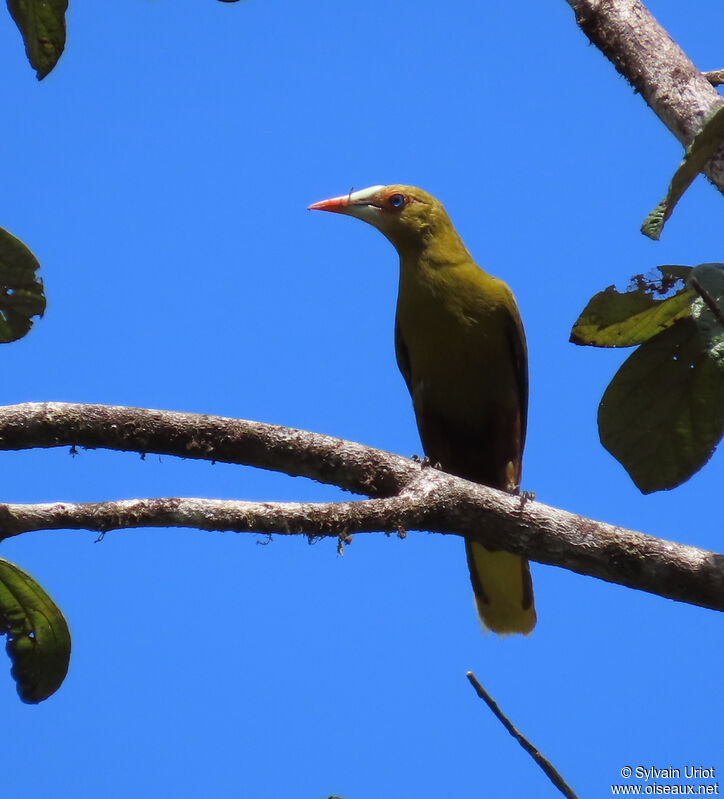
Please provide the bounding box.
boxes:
[0,402,720,613]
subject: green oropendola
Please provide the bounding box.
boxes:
[309,184,535,635]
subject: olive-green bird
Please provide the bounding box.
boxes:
[309,184,535,635]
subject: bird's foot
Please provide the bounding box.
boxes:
[518,489,535,508]
[505,481,535,506]
[415,455,441,470]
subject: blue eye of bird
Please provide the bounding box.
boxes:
[389,194,405,208]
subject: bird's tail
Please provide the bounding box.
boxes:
[465,541,536,635]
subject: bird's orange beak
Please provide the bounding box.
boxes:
[308,185,386,215]
[307,194,350,213]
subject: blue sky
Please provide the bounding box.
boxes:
[1,1,722,797]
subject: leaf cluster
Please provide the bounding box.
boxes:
[571,264,724,492]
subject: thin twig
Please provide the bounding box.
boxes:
[690,276,724,329]
[704,69,724,87]
[466,672,579,799]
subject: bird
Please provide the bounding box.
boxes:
[308,184,535,635]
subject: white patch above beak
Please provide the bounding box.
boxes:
[346,185,386,204]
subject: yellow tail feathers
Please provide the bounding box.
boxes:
[464,541,536,635]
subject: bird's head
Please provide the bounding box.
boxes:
[308,184,452,252]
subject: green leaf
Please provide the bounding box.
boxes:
[598,317,724,493]
[6,0,68,80]
[570,266,693,347]
[688,262,724,348]
[0,558,71,703]
[641,104,724,240]
[0,225,45,343]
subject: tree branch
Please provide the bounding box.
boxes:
[705,69,724,88]
[0,401,413,497]
[566,0,724,191]
[0,403,721,614]
[466,672,579,799]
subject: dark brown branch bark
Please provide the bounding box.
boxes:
[0,403,721,614]
[566,0,724,191]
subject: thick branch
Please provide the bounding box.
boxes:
[0,403,721,614]
[0,402,414,497]
[566,0,724,191]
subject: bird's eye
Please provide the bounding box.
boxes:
[389,193,405,209]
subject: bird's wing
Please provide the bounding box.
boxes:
[504,303,528,457]
[394,317,413,394]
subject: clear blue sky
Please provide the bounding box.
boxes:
[1,1,722,797]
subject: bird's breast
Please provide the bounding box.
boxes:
[396,263,517,422]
